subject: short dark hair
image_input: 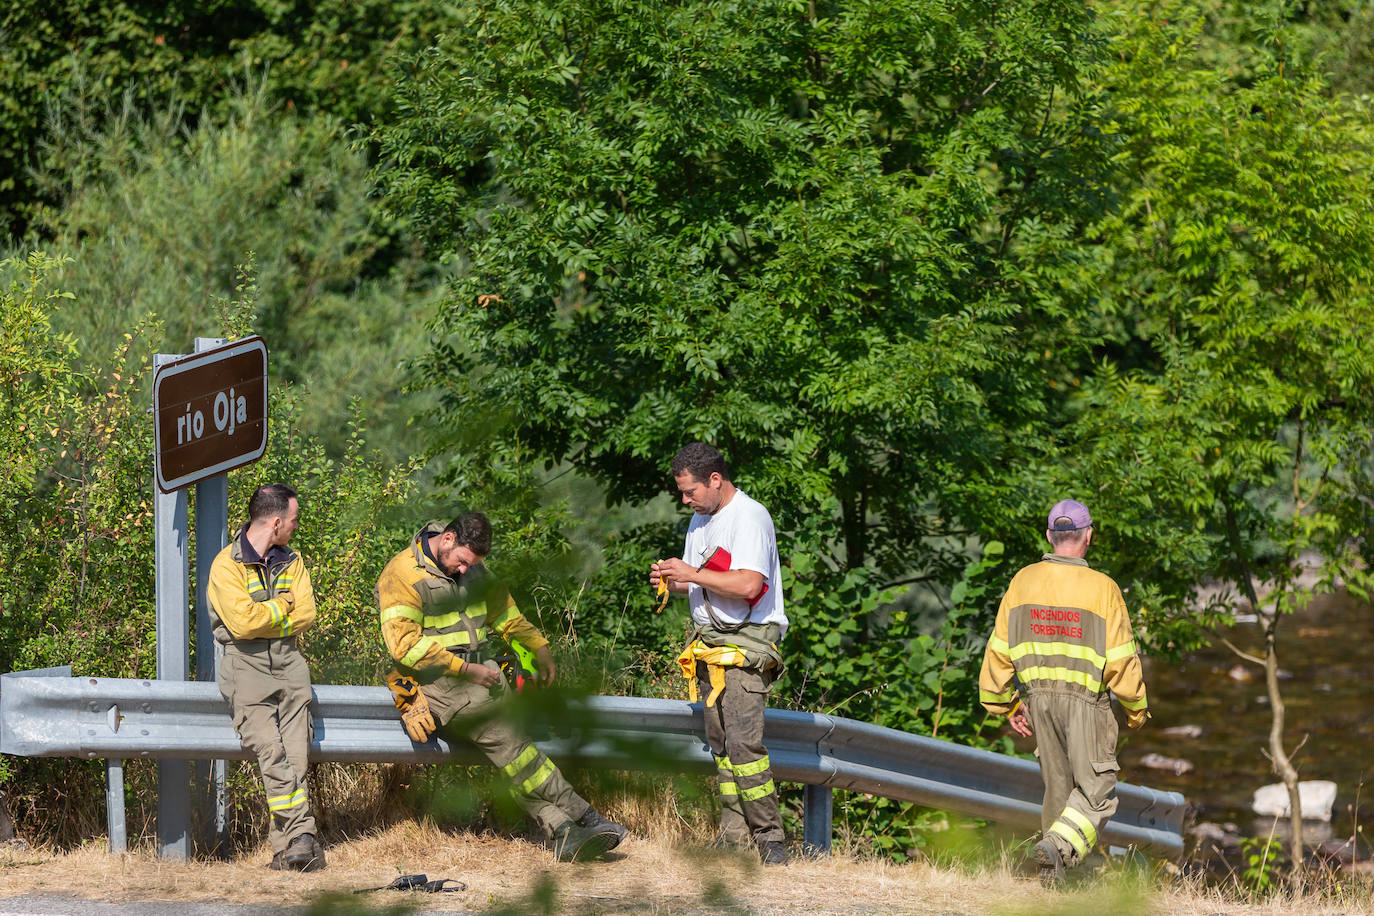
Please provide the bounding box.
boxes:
[671,442,728,483]
[1047,526,1090,548]
[248,483,297,522]
[445,511,492,556]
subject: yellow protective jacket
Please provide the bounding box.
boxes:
[979,554,1148,725]
[375,522,548,681]
[206,529,316,643]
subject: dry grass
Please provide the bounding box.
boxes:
[0,824,1370,915]
[2,762,1369,913]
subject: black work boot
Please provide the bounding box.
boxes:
[1032,838,1064,887]
[759,840,788,866]
[551,820,618,862]
[284,832,325,872]
[267,850,288,870]
[577,806,628,850]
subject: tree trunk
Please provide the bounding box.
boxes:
[1263,614,1305,887]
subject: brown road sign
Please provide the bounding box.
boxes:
[154,336,269,492]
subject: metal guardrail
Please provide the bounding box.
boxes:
[0,672,1186,858]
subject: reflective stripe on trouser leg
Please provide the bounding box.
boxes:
[700,662,783,844]
[1029,691,1120,867]
[442,672,589,837]
[220,643,317,853]
[713,755,747,840]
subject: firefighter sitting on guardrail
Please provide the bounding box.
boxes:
[375,512,627,862]
[206,483,324,872]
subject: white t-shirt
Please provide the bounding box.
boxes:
[682,489,788,636]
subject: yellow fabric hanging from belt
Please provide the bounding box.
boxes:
[677,640,751,707]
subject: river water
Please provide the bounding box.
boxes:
[1123,590,1373,859]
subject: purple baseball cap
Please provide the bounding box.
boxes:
[1047,499,1092,531]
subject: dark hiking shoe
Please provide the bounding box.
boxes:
[1033,838,1064,887]
[759,840,789,866]
[551,821,618,862]
[576,806,628,850]
[284,832,326,872]
[267,850,289,871]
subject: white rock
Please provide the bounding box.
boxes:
[1160,724,1203,739]
[1251,780,1338,821]
[1139,753,1194,775]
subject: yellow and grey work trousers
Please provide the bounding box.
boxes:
[421,663,588,838]
[1029,690,1120,867]
[697,662,783,844]
[218,637,316,853]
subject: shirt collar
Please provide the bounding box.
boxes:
[239,527,291,568]
[1041,553,1089,567]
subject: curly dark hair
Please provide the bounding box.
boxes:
[671,442,729,482]
[445,511,493,555]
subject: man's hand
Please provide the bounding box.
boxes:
[276,591,295,611]
[534,645,556,687]
[1008,699,1034,738]
[460,660,501,688]
[650,559,691,595]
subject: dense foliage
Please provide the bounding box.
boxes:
[0,0,461,237]
[3,0,1373,865]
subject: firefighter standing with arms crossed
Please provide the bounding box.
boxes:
[206,483,324,871]
[376,512,627,861]
[978,499,1150,885]
[651,443,789,866]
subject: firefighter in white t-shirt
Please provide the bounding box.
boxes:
[650,442,789,866]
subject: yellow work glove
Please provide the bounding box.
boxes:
[654,560,670,614]
[386,670,437,742]
[1126,707,1150,730]
[275,590,295,611]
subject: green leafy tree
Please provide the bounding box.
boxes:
[374,0,1120,731]
[9,84,440,460]
[0,0,461,236]
[1067,10,1374,878]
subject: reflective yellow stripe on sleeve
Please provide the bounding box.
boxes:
[980,688,1016,704]
[1118,693,1149,711]
[381,605,423,624]
[488,606,519,630]
[401,636,441,668]
[1106,641,1138,663]
[988,634,1010,654]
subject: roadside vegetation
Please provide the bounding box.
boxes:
[3,0,1373,903]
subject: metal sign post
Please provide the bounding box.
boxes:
[191,338,231,856]
[153,353,192,860]
[152,336,268,859]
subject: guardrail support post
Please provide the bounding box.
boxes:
[802,784,832,855]
[106,759,126,854]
